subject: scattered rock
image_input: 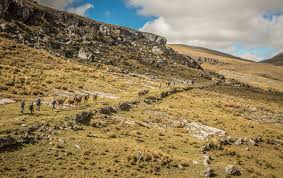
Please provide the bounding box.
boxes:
[86,133,96,138]
[118,102,132,111]
[0,135,19,149]
[56,139,64,148]
[160,91,169,98]
[193,161,199,165]
[218,137,232,145]
[186,122,225,140]
[78,47,93,60]
[203,154,210,166]
[74,111,93,123]
[138,90,149,97]
[144,96,160,104]
[74,144,81,149]
[99,106,117,115]
[234,138,243,145]
[204,167,213,177]
[225,165,241,176]
[249,139,257,146]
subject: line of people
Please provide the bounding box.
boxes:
[20,94,98,114]
[20,97,41,114]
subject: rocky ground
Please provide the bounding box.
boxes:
[0,0,283,177]
[1,38,283,177]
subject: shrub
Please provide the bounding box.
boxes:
[19,89,29,95]
[5,79,15,86]
[32,89,43,96]
[46,79,53,84]
[9,88,17,94]
[0,85,8,91]
[61,85,68,90]
[16,77,25,84]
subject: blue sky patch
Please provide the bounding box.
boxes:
[61,0,281,61]
[83,0,156,29]
[262,10,283,21]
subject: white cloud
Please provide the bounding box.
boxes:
[67,3,94,16]
[239,53,261,61]
[127,0,283,60]
[39,0,93,16]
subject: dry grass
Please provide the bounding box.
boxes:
[170,44,283,92]
[0,38,283,177]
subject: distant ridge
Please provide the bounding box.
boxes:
[261,53,283,66]
[169,44,253,62]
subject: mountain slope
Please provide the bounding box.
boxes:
[1,37,283,178]
[261,53,283,66]
[1,0,283,178]
[169,44,248,61]
[170,44,283,92]
[168,44,253,64]
[0,0,201,70]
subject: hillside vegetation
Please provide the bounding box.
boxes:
[261,53,283,66]
[0,0,283,177]
[170,44,283,92]
[1,38,283,178]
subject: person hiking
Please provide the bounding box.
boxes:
[51,98,56,110]
[35,96,41,111]
[20,100,25,114]
[29,102,34,115]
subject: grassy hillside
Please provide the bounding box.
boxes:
[261,53,283,66]
[170,44,283,92]
[168,44,252,63]
[1,38,283,177]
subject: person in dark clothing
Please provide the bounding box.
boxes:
[20,100,25,114]
[51,98,56,110]
[35,97,41,111]
[29,102,34,115]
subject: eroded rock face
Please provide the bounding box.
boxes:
[0,0,202,70]
[100,106,117,115]
[0,135,18,149]
[74,111,93,123]
[225,165,241,176]
[78,48,93,60]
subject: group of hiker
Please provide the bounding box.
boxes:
[19,94,97,114]
[19,79,195,114]
[20,97,41,114]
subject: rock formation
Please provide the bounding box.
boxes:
[0,0,202,70]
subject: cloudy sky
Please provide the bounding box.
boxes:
[39,0,283,61]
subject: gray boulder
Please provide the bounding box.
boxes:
[118,102,132,111]
[0,135,18,149]
[74,111,93,123]
[78,48,93,60]
[234,138,243,145]
[100,106,117,115]
[225,165,241,176]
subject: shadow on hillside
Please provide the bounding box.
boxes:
[203,84,283,105]
[0,143,24,153]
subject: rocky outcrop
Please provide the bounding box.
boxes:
[99,106,117,115]
[0,135,18,149]
[225,165,241,176]
[0,0,202,70]
[74,111,93,123]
